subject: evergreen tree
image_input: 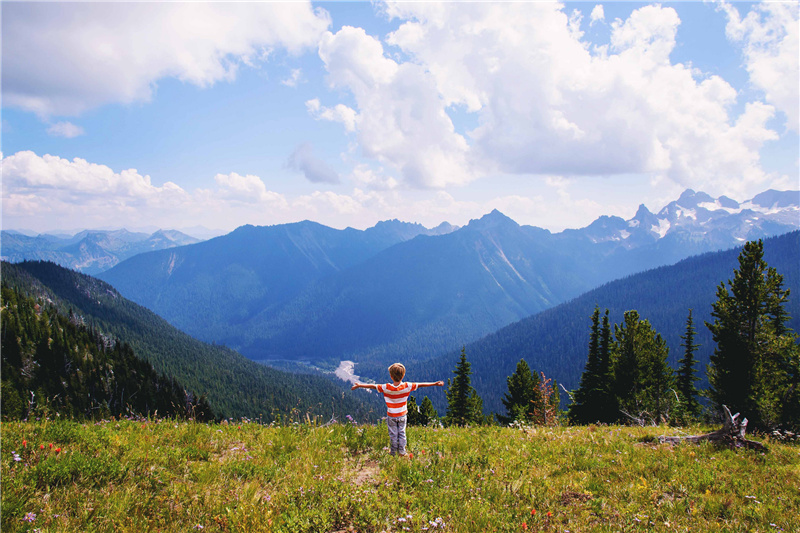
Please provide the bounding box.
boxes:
[499,359,541,424]
[445,347,484,426]
[407,395,423,425]
[706,239,798,428]
[569,307,602,424]
[419,396,439,426]
[675,309,701,422]
[569,308,617,424]
[612,310,674,423]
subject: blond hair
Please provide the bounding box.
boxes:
[388,363,406,382]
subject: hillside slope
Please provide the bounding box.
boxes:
[2,261,376,421]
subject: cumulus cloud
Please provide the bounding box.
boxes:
[2,2,330,117]
[719,1,799,132]
[590,5,605,26]
[214,172,289,206]
[310,2,778,195]
[46,121,85,138]
[287,143,341,184]
[316,25,474,188]
[306,98,357,132]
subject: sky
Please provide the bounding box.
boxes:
[1,0,798,236]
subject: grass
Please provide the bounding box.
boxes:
[2,419,798,532]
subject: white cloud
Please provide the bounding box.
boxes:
[590,5,605,26]
[46,121,85,138]
[306,98,357,132]
[2,150,184,198]
[719,1,799,132]
[312,2,778,196]
[316,25,475,188]
[214,172,288,206]
[282,68,303,88]
[2,2,330,117]
[287,143,341,184]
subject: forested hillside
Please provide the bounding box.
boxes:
[1,286,213,420]
[1,262,377,421]
[390,231,800,416]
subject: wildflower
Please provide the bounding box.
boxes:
[522,522,528,530]
[49,443,53,449]
[193,525,204,530]
[12,451,22,462]
[23,512,36,522]
[547,511,552,517]
[40,445,45,450]
[531,509,536,516]
[55,448,61,454]
[22,440,27,447]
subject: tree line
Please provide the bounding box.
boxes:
[407,239,799,431]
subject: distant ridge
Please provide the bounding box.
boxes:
[401,231,800,416]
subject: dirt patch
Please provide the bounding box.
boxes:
[560,490,592,506]
[343,458,381,486]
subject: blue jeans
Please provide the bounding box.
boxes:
[387,415,407,455]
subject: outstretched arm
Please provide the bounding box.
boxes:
[416,381,444,388]
[351,382,380,391]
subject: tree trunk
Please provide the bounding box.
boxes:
[658,405,768,452]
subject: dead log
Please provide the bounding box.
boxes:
[658,405,768,452]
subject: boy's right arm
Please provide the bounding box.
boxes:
[351,382,380,391]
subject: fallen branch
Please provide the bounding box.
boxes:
[658,405,767,452]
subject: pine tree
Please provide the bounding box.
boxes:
[611,310,674,423]
[707,240,798,428]
[420,396,439,426]
[445,347,484,426]
[675,309,701,422]
[499,359,541,424]
[570,307,616,424]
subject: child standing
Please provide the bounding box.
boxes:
[351,363,443,456]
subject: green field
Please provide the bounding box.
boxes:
[2,420,798,532]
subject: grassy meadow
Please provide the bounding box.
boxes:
[1,418,798,532]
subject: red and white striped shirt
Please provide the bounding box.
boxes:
[376,382,419,418]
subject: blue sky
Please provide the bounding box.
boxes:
[2,1,798,235]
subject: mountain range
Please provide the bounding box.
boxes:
[98,189,798,367]
[1,228,201,274]
[397,231,800,416]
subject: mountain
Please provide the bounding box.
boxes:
[399,231,800,416]
[1,261,377,421]
[224,209,603,362]
[1,228,201,274]
[98,219,456,342]
[98,189,798,370]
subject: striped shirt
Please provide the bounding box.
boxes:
[376,382,419,417]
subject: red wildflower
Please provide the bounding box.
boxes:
[40,444,45,450]
[55,448,61,454]
[49,443,53,449]
[408,452,414,459]
[531,509,536,516]
[547,511,552,517]
[521,522,528,530]
[22,440,27,447]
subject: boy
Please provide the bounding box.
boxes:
[351,363,443,456]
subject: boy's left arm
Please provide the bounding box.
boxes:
[415,381,444,388]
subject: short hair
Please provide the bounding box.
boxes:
[388,363,406,381]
